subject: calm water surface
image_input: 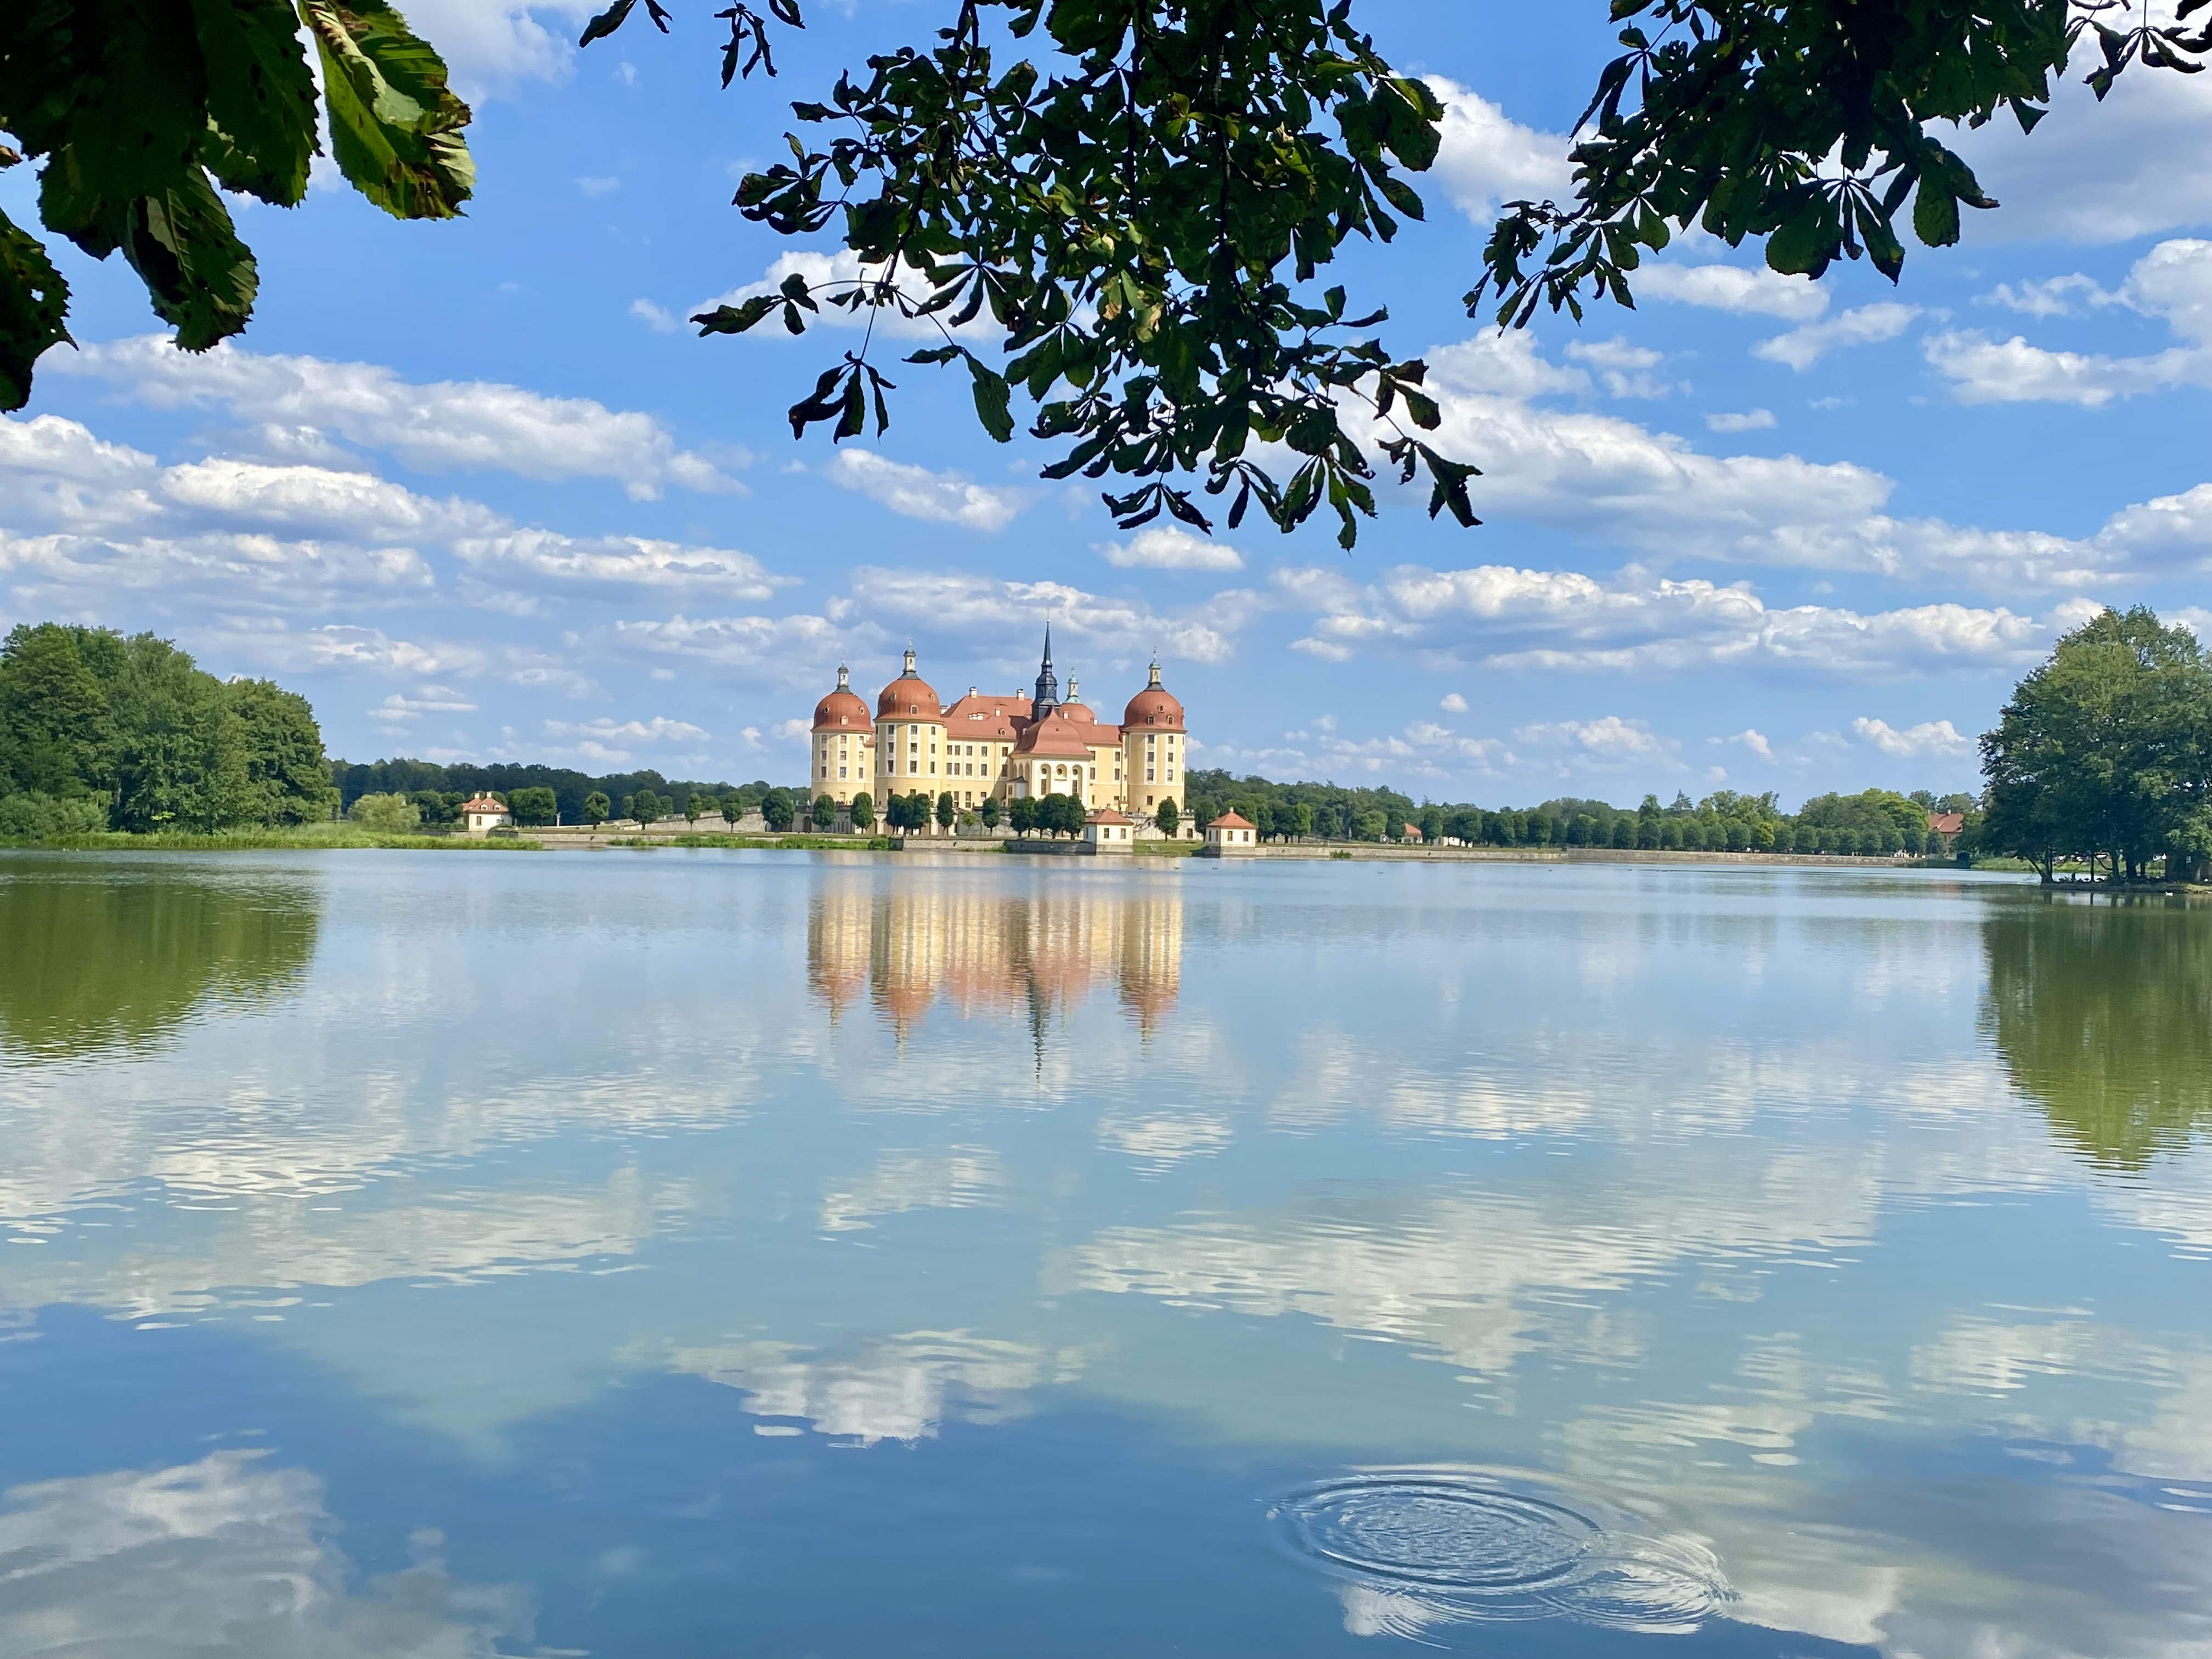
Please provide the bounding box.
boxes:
[0,851,2207,1657]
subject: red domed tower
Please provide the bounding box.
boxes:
[878,647,943,721]
[1122,660,1184,731]
[810,664,874,803]
[1122,661,1188,826]
[874,648,949,818]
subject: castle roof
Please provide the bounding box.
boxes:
[1017,713,1096,758]
[1124,661,1184,728]
[1087,808,1134,825]
[462,794,506,814]
[815,664,871,730]
[877,648,942,720]
[1210,810,1254,830]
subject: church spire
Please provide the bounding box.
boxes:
[1031,624,1060,720]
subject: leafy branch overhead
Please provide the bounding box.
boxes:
[583,0,2204,550]
[1474,0,2211,328]
[0,0,476,411]
[592,0,1475,549]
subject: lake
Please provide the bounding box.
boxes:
[0,850,2207,1658]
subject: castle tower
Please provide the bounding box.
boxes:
[1031,625,1060,721]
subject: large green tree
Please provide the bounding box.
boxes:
[224,678,336,825]
[3,623,331,835]
[2,0,477,410]
[562,0,2207,548]
[1981,607,2212,883]
[0,623,115,797]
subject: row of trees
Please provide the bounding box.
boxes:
[1983,608,2212,884]
[1180,770,1978,859]
[331,758,799,828]
[0,624,332,834]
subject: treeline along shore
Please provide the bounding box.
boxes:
[4,609,2207,882]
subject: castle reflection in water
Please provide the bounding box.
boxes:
[807,876,1182,1037]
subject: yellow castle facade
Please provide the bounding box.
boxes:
[808,630,1192,823]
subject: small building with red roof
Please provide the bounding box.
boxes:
[461,794,511,835]
[1201,809,1256,856]
[1085,807,1136,854]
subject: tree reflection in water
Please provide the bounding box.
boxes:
[0,860,321,1061]
[1983,895,2212,1169]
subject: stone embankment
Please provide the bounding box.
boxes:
[523,822,1922,869]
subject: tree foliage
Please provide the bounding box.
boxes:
[333,757,787,826]
[508,785,561,826]
[591,0,1472,549]
[347,791,420,831]
[574,0,2206,549]
[0,0,477,410]
[1981,606,2212,882]
[1475,2,2210,331]
[0,622,335,832]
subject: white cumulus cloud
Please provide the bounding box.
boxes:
[1851,716,1974,758]
[1565,336,1676,399]
[1094,527,1245,571]
[828,449,1028,533]
[48,336,744,499]
[1633,263,1830,321]
[1423,78,1572,223]
[1929,239,2212,406]
[1753,304,1924,371]
[454,530,792,597]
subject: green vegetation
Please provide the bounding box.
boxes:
[8,823,538,852]
[1,623,335,840]
[347,792,419,832]
[2,0,476,411]
[1981,607,2212,884]
[566,0,2202,548]
[1173,768,1982,861]
[333,758,798,828]
[1006,793,1088,838]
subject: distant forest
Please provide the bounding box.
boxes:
[1180,769,1979,856]
[332,759,793,827]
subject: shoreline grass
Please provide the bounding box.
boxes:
[1,825,543,852]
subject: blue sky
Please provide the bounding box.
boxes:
[4,1,2209,804]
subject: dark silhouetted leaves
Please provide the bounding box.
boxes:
[0,0,476,409]
[1472,2,2207,333]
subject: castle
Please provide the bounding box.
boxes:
[808,630,1192,827]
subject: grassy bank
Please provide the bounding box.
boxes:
[1,824,543,852]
